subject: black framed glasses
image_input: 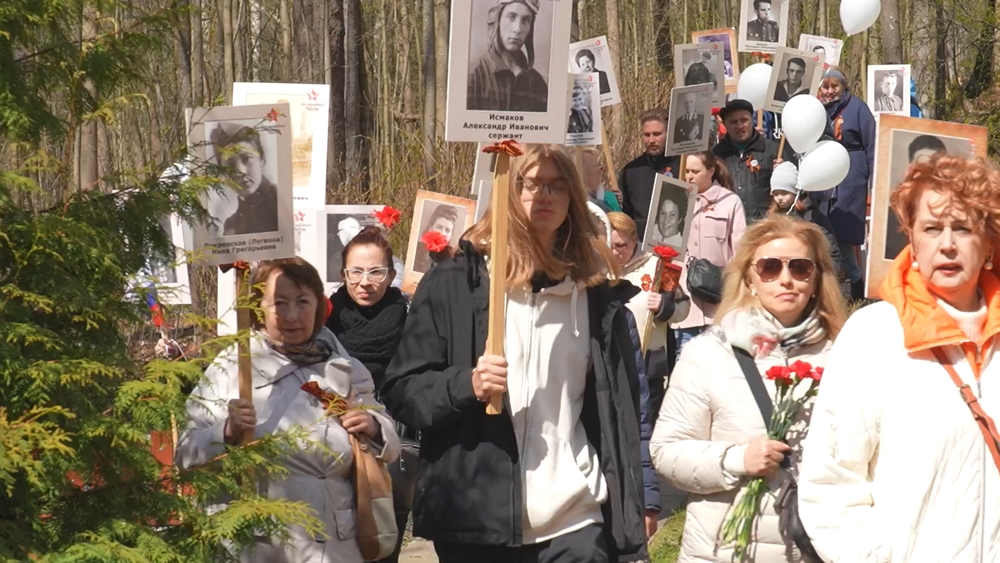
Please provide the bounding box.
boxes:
[753,257,816,282]
[344,268,389,284]
[517,177,570,196]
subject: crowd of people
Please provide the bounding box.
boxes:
[174,65,1000,563]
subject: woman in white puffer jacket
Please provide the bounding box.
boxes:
[651,215,847,562]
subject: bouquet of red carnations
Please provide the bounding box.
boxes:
[721,360,823,559]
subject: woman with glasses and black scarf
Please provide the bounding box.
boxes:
[326,226,411,563]
[650,215,847,562]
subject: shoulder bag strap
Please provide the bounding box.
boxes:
[732,346,774,432]
[932,347,1000,472]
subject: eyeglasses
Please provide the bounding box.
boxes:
[753,257,816,282]
[518,178,570,196]
[344,268,389,284]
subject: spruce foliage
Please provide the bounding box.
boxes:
[1,2,322,560]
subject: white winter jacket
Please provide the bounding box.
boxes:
[651,311,832,563]
[798,253,1000,563]
[175,328,400,563]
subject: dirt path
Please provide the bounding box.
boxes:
[398,538,438,563]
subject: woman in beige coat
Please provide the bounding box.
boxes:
[651,215,847,562]
[176,258,400,563]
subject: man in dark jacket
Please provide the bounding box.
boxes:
[381,240,648,563]
[618,108,681,242]
[713,99,790,223]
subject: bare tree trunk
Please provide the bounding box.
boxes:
[294,0,314,79]
[233,0,245,82]
[220,0,234,102]
[327,0,347,193]
[933,0,947,117]
[174,0,193,108]
[819,0,828,36]
[279,0,293,81]
[191,0,206,105]
[77,3,99,192]
[606,0,622,143]
[345,0,364,189]
[434,0,450,140]
[879,0,904,63]
[571,0,581,41]
[423,0,437,181]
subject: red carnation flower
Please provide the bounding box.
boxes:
[641,274,653,292]
[788,360,815,381]
[372,206,401,229]
[421,231,449,253]
[653,245,679,261]
[765,365,793,385]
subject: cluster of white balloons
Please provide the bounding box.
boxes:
[735,65,849,192]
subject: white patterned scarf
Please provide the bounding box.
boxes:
[717,305,827,359]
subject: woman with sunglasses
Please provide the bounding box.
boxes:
[651,215,847,562]
[381,144,648,563]
[799,156,1000,562]
[675,150,747,357]
[326,226,410,563]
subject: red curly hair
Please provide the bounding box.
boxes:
[890,153,1000,245]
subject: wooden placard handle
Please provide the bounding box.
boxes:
[235,267,254,443]
[677,152,687,181]
[485,152,511,416]
[777,134,787,159]
[600,123,620,195]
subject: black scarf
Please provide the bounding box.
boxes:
[326,285,408,388]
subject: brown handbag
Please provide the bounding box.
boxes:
[351,434,398,561]
[932,348,1000,471]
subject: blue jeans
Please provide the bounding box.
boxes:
[839,242,863,284]
[674,326,705,363]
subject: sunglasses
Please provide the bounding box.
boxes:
[753,257,816,282]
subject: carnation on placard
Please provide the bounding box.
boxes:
[373,206,401,229]
[421,230,449,253]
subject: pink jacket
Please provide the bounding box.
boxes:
[674,183,746,329]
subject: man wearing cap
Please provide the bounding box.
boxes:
[467,0,548,112]
[746,0,779,42]
[618,108,682,242]
[817,67,875,299]
[712,99,790,223]
[769,162,842,275]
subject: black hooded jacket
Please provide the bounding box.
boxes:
[381,241,648,562]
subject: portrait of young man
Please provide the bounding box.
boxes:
[873,71,904,113]
[466,0,548,112]
[746,0,779,42]
[774,56,809,102]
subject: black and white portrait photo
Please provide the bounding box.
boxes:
[568,35,622,106]
[675,42,726,106]
[797,34,843,68]
[565,72,602,146]
[466,0,551,112]
[666,84,712,156]
[402,191,476,294]
[187,104,295,266]
[866,114,988,295]
[323,206,381,285]
[765,47,824,112]
[739,0,787,53]
[642,174,697,255]
[867,65,911,116]
[693,28,738,86]
[446,0,571,143]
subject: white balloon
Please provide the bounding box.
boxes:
[781,95,827,153]
[736,63,773,111]
[841,0,881,35]
[798,141,850,192]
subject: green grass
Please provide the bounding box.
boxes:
[649,510,686,563]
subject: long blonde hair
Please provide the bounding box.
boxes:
[715,214,848,338]
[464,144,619,287]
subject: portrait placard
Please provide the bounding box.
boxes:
[321,205,382,290]
[674,42,726,108]
[738,0,789,54]
[641,174,698,256]
[692,28,740,89]
[866,115,988,297]
[567,35,622,106]
[764,47,824,113]
[446,0,573,144]
[471,143,498,196]
[564,72,602,146]
[145,213,192,305]
[232,83,330,209]
[622,253,663,351]
[867,65,911,116]
[797,34,843,69]
[666,84,712,156]
[187,104,295,266]
[402,191,477,294]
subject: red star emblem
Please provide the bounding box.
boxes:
[294,210,306,222]
[265,108,280,122]
[307,90,318,102]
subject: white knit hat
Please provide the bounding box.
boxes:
[770,161,799,194]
